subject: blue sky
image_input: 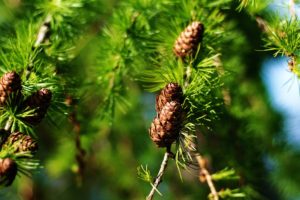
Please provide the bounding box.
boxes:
[262,57,300,145]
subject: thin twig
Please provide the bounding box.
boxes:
[289,0,296,20]
[255,16,269,33]
[184,64,192,88]
[288,54,299,75]
[4,116,13,131]
[34,14,52,49]
[66,96,86,186]
[146,152,170,200]
[195,153,219,200]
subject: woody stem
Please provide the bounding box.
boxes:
[195,153,219,200]
[146,152,171,200]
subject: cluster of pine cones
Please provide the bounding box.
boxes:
[0,131,38,186]
[149,21,204,147]
[149,83,184,147]
[0,71,52,186]
[0,71,52,125]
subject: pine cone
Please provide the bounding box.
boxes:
[0,72,22,105]
[0,158,17,186]
[5,132,38,153]
[156,83,183,112]
[149,101,182,147]
[22,88,52,125]
[173,21,204,58]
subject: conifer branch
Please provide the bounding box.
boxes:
[0,0,104,188]
[195,153,219,200]
[25,14,52,80]
[255,15,299,75]
[146,152,171,200]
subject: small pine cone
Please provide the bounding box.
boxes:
[173,21,204,58]
[149,101,182,147]
[20,135,38,152]
[0,158,17,186]
[156,83,183,112]
[22,88,52,126]
[5,132,38,153]
[0,72,22,105]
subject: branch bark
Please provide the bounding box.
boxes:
[146,152,171,200]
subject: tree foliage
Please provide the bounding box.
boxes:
[0,0,299,200]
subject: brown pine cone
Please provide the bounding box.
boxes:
[173,21,204,58]
[0,72,22,105]
[5,132,38,153]
[149,101,183,147]
[22,88,52,126]
[156,83,183,112]
[0,158,17,186]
